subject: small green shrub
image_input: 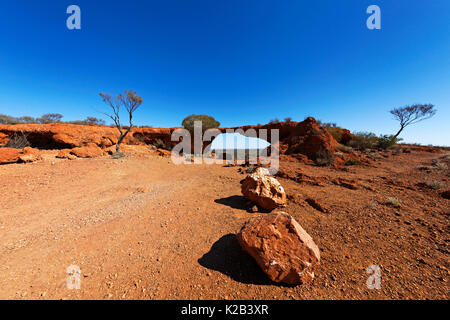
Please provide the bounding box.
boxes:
[348,132,379,150]
[348,132,400,150]
[376,135,399,150]
[182,114,220,132]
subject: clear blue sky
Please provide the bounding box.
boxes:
[0,0,449,145]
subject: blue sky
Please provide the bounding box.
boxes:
[0,0,449,145]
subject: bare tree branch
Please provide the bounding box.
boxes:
[99,91,143,154]
[390,104,436,138]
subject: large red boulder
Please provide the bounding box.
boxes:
[70,143,104,158]
[18,147,42,163]
[237,212,320,285]
[0,147,22,164]
[56,149,77,160]
[241,167,286,210]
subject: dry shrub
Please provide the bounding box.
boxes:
[336,144,352,153]
[431,159,448,171]
[425,180,445,190]
[315,148,335,166]
[367,200,378,210]
[417,165,433,171]
[386,197,401,207]
[3,131,31,149]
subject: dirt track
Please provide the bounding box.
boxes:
[0,148,448,299]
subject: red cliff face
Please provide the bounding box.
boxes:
[0,117,340,161]
[0,124,177,149]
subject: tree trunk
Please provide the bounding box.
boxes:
[393,126,405,139]
[115,128,131,154]
[116,140,122,153]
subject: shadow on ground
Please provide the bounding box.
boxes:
[214,195,248,211]
[198,233,277,286]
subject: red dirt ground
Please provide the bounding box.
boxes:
[0,145,448,300]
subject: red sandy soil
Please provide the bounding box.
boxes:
[0,145,448,300]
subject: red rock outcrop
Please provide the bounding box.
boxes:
[241,168,287,210]
[237,212,320,285]
[284,117,337,160]
[223,117,339,162]
[0,124,177,150]
[0,117,345,162]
